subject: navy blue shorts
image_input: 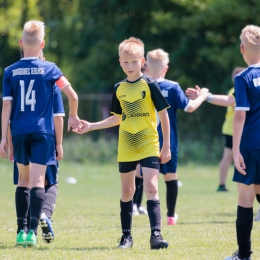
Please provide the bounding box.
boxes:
[224,134,233,149]
[119,156,160,173]
[159,152,177,174]
[13,161,59,185]
[233,149,260,185]
[13,134,56,165]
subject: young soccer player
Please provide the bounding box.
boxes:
[10,49,64,245]
[186,67,246,192]
[222,24,260,260]
[0,20,81,247]
[73,37,171,249]
[146,49,209,225]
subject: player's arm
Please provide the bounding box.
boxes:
[157,109,171,164]
[185,86,209,112]
[233,110,246,175]
[7,122,14,161]
[72,114,121,134]
[0,100,12,158]
[55,76,81,131]
[186,86,235,107]
[54,116,64,160]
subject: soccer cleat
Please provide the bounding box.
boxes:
[217,185,229,192]
[255,206,260,221]
[39,212,54,243]
[150,231,168,249]
[117,234,133,249]
[132,204,139,216]
[224,250,252,260]
[24,230,37,247]
[16,230,27,246]
[138,206,148,215]
[167,213,178,225]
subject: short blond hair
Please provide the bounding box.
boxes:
[22,20,45,47]
[146,49,169,74]
[240,25,260,52]
[232,67,246,82]
[118,37,144,57]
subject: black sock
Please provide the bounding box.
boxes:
[147,200,161,234]
[43,185,58,219]
[29,187,45,235]
[256,194,260,204]
[120,200,133,236]
[165,179,178,217]
[236,206,253,258]
[15,187,30,234]
[27,206,30,231]
[133,177,143,207]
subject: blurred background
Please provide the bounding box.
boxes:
[1,0,260,164]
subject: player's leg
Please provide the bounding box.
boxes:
[15,163,30,246]
[39,164,58,243]
[133,163,147,215]
[117,161,136,249]
[141,156,168,250]
[161,153,178,225]
[218,135,233,192]
[163,173,178,225]
[254,185,260,221]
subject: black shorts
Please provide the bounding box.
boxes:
[119,156,160,173]
[224,134,233,149]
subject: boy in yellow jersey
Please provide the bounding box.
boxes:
[73,37,171,249]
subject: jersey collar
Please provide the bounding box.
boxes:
[154,78,165,83]
[248,63,260,68]
[21,57,39,60]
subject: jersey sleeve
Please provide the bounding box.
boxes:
[53,85,65,117]
[234,76,250,111]
[2,69,13,100]
[110,84,122,115]
[149,82,170,112]
[175,84,189,110]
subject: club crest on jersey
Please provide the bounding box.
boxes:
[122,112,126,121]
[140,91,146,99]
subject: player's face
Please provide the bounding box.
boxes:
[119,53,145,81]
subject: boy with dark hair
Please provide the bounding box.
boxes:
[73,37,171,249]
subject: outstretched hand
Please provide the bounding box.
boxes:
[185,86,200,100]
[72,120,92,134]
[68,116,82,131]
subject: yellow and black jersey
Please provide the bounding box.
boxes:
[111,75,170,162]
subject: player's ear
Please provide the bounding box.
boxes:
[40,40,45,49]
[18,38,23,48]
[164,66,169,73]
[240,44,244,54]
[119,58,122,67]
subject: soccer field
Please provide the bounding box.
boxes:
[0,160,260,260]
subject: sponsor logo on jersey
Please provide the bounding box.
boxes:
[122,111,149,121]
[161,90,168,97]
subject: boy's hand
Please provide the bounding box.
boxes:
[185,86,200,100]
[233,151,246,175]
[68,116,82,131]
[72,120,91,134]
[8,145,14,162]
[160,146,171,164]
[56,144,63,160]
[198,87,209,100]
[0,139,8,158]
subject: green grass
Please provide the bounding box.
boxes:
[0,160,260,260]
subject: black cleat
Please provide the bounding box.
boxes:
[117,234,133,249]
[150,231,168,250]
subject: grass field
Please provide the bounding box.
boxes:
[0,160,260,260]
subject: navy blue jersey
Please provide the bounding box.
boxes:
[234,64,260,149]
[156,79,190,153]
[3,57,63,137]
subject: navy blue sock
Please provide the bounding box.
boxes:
[236,206,253,258]
[15,187,30,234]
[147,200,161,234]
[120,200,133,236]
[133,177,143,207]
[165,179,178,217]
